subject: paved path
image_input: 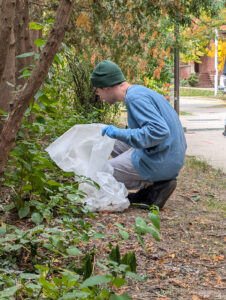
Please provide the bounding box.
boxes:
[179,97,226,173]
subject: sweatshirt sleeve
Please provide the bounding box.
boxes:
[116,98,170,148]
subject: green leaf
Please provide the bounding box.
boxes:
[6,81,15,87]
[60,291,90,299]
[109,245,120,264]
[114,223,129,240]
[82,253,93,279]
[193,196,200,202]
[0,225,6,236]
[0,286,19,298]
[135,217,147,234]
[35,265,49,276]
[92,232,106,239]
[148,212,160,230]
[18,72,31,79]
[112,277,126,288]
[0,109,7,115]
[121,252,136,272]
[10,244,22,251]
[137,234,145,247]
[16,51,35,58]
[61,271,79,282]
[114,222,123,229]
[29,22,43,30]
[146,226,160,241]
[37,94,51,105]
[80,275,112,288]
[47,180,61,187]
[119,229,129,240]
[31,213,43,225]
[36,116,46,124]
[18,206,30,218]
[66,246,81,256]
[34,39,45,47]
[22,184,32,192]
[110,293,133,300]
[54,54,63,65]
[34,90,43,100]
[19,273,39,279]
[38,277,59,298]
[47,19,54,24]
[26,283,41,290]
[126,271,146,282]
[3,202,16,211]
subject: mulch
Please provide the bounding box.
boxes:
[87,161,226,300]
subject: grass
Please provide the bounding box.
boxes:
[180,87,226,100]
[183,156,226,217]
[180,111,193,116]
[185,156,218,173]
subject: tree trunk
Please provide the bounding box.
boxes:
[0,0,16,133]
[0,0,16,83]
[29,1,42,54]
[14,0,33,87]
[0,25,16,113]
[0,0,75,176]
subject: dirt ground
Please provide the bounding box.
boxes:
[89,157,226,300]
[1,156,225,299]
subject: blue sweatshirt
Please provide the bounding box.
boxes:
[116,85,187,182]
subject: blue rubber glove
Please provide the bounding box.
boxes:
[102,125,119,139]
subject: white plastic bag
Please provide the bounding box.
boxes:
[46,123,129,212]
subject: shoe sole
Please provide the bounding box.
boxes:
[131,202,155,210]
[131,180,177,210]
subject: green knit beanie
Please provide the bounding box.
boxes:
[91,60,126,88]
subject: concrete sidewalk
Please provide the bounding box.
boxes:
[184,130,226,173]
[179,97,226,174]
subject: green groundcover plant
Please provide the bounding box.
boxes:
[0,44,161,299]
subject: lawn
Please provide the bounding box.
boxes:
[180,88,226,100]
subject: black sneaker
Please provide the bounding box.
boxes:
[128,179,177,209]
[128,185,152,204]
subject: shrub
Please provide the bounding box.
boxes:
[180,79,188,87]
[188,73,199,87]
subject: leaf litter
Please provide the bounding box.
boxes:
[0,157,225,299]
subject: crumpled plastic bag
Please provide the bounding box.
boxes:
[45,123,129,212]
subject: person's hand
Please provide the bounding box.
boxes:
[102,125,119,139]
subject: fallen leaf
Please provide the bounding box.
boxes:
[192,295,201,300]
[170,278,188,288]
[200,255,211,261]
[213,254,224,262]
[169,253,175,258]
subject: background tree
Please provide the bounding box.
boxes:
[0,0,224,176]
[180,8,226,63]
[0,0,75,175]
[0,0,16,115]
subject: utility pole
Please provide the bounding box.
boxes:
[174,24,180,115]
[214,28,218,97]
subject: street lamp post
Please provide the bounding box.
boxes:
[174,25,180,115]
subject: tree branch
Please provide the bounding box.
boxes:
[29,1,49,8]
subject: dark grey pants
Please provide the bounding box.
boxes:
[108,140,152,190]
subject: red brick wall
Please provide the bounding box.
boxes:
[199,55,215,74]
[179,62,194,80]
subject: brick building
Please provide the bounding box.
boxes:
[180,25,226,88]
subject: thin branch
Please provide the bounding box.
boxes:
[29,1,49,8]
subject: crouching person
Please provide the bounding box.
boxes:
[91,60,187,209]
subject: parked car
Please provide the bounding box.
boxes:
[219,74,226,94]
